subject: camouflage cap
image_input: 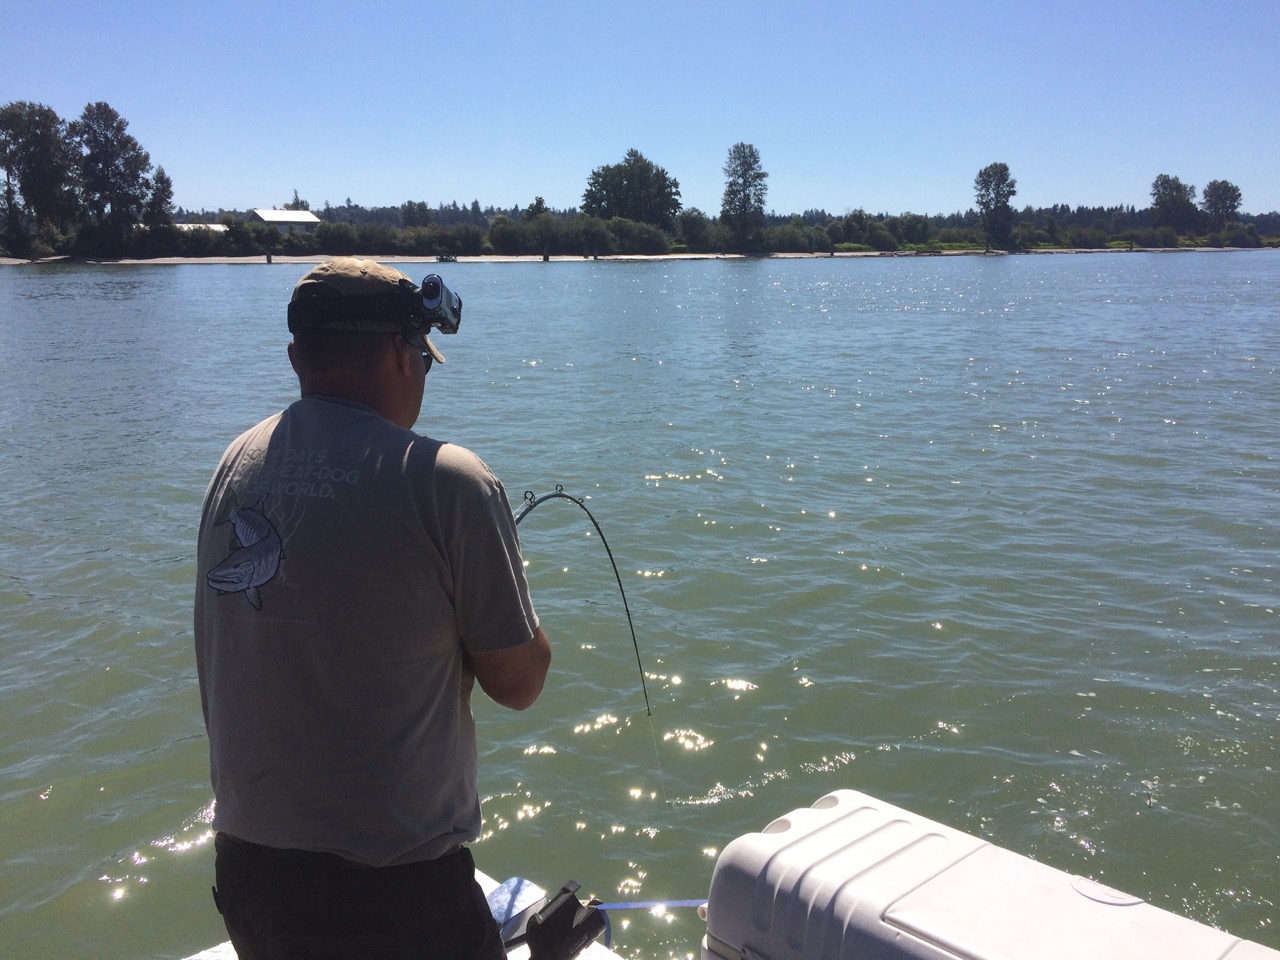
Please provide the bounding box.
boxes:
[287,257,444,363]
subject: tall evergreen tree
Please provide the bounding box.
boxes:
[401,200,432,227]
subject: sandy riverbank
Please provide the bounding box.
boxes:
[1,252,745,267]
[2,247,1268,267]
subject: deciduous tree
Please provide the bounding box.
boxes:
[676,207,712,250]
[524,197,554,259]
[70,101,152,251]
[582,149,681,230]
[1,177,19,255]
[974,162,1017,249]
[574,214,612,258]
[0,101,80,237]
[720,142,768,252]
[1200,179,1242,230]
[1150,174,1198,234]
[143,166,174,228]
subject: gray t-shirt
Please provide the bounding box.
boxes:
[194,395,538,866]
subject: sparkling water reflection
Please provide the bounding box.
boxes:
[1,253,1277,958]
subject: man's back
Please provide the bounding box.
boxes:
[197,258,548,959]
[196,394,538,866]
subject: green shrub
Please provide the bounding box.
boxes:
[605,218,669,255]
[1222,222,1262,247]
[1061,225,1108,248]
[937,227,982,246]
[281,230,320,254]
[487,216,529,256]
[315,221,359,255]
[447,224,484,256]
[764,223,810,253]
[865,224,899,251]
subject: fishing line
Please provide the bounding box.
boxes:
[515,486,650,716]
[590,899,708,949]
[515,486,668,802]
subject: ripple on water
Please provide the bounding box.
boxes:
[2,256,1279,956]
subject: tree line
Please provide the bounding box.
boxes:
[967,161,1267,252]
[1,100,174,259]
[3,99,1276,262]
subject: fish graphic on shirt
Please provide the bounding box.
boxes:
[207,492,283,611]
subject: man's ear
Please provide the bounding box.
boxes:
[392,334,415,377]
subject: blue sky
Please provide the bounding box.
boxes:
[4,0,1278,217]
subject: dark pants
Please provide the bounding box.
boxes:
[213,833,504,960]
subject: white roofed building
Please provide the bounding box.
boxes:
[252,209,321,233]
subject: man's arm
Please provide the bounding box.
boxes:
[469,627,551,711]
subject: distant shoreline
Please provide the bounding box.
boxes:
[2,247,1272,267]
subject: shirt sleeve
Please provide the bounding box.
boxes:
[430,443,540,654]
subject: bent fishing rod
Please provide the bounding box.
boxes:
[514,486,651,717]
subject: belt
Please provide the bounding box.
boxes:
[217,832,464,870]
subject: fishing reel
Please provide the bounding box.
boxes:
[492,878,606,960]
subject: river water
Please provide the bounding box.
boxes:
[1,252,1277,958]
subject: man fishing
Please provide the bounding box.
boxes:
[194,257,551,959]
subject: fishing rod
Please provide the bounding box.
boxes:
[514,486,651,717]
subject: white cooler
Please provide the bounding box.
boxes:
[702,789,1279,960]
